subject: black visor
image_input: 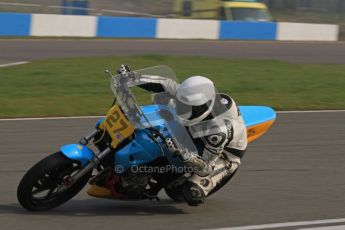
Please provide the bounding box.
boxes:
[176,100,212,121]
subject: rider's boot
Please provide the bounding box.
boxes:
[182,181,205,206]
[183,158,240,206]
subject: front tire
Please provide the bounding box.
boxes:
[17,152,91,211]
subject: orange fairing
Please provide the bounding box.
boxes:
[247,119,275,144]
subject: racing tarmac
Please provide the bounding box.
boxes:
[1,38,345,229]
[1,39,345,64]
[0,111,345,230]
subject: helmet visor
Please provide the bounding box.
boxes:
[176,99,212,121]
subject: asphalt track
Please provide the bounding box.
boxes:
[1,39,345,229]
[0,111,345,230]
[1,39,345,64]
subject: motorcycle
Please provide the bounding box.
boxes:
[17,65,276,211]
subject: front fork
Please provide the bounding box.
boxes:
[60,129,112,191]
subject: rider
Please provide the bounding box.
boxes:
[120,65,248,206]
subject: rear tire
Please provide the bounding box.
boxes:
[17,152,91,211]
[164,186,184,202]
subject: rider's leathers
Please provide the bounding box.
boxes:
[131,74,247,196]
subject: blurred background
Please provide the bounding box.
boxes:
[1,1,345,17]
[0,0,344,38]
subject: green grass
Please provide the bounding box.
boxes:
[0,55,344,118]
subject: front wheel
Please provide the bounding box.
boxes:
[17,152,91,211]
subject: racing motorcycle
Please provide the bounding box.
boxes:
[17,65,276,211]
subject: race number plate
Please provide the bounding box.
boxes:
[100,105,135,148]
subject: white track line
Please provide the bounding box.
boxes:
[0,110,345,121]
[0,110,344,121]
[206,218,345,230]
[0,61,29,68]
[298,225,345,230]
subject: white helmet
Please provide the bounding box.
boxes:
[175,76,216,126]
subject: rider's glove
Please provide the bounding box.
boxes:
[117,65,141,87]
[117,65,131,75]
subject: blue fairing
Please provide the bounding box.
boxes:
[91,105,174,172]
[115,130,162,169]
[60,105,275,171]
[60,144,95,166]
[95,104,276,173]
[239,106,276,127]
[114,105,183,172]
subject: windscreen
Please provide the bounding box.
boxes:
[111,72,147,129]
[111,65,178,129]
[110,65,197,155]
[111,65,231,157]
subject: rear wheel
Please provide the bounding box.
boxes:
[165,186,185,202]
[17,152,91,211]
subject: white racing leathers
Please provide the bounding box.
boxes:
[134,75,247,196]
[186,94,247,195]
